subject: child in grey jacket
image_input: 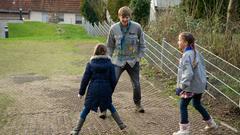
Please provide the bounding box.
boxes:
[173,32,218,135]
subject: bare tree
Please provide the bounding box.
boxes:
[226,0,238,35]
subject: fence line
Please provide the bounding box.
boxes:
[81,20,240,108]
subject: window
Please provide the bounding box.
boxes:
[75,15,82,24]
[58,13,64,22]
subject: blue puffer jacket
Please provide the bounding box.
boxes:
[79,55,117,112]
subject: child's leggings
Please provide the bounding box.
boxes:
[180,93,211,124]
[80,104,117,120]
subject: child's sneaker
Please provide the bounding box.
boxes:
[204,118,218,131]
[173,123,190,135]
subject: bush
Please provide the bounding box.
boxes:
[145,7,240,68]
[81,0,99,25]
[130,0,151,27]
[107,0,131,22]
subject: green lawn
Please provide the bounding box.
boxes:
[8,21,106,41]
[0,21,106,77]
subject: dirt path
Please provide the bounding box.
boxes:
[0,72,238,135]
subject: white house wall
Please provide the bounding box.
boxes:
[155,0,181,8]
[150,0,156,21]
[150,0,181,21]
[64,13,76,24]
[30,11,42,22]
[42,12,48,22]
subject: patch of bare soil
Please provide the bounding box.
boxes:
[203,95,240,131]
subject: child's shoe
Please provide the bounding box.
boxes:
[99,111,107,119]
[70,130,78,135]
[204,118,218,131]
[173,123,190,135]
[111,111,127,130]
[70,118,85,135]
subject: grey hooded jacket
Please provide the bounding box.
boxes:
[177,50,207,94]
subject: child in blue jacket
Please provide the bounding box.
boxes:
[173,32,217,135]
[71,44,126,135]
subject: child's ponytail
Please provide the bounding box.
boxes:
[190,43,197,68]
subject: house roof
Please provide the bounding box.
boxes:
[0,0,81,13]
[0,0,31,13]
[30,0,81,13]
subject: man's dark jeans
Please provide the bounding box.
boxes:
[115,62,141,105]
[180,93,211,124]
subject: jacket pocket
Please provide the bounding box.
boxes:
[114,35,123,56]
[126,35,138,55]
[114,35,122,47]
[127,35,138,45]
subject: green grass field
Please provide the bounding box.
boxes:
[0,21,106,77]
[0,21,106,129]
[8,21,106,41]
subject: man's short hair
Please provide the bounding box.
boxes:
[118,6,132,17]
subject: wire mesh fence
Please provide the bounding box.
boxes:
[82,20,240,108]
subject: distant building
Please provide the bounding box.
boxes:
[0,0,29,38]
[150,0,182,21]
[30,0,82,24]
[0,0,83,24]
[0,0,31,20]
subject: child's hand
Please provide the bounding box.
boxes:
[176,88,183,96]
[78,94,83,99]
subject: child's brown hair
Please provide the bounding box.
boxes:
[118,6,132,17]
[93,43,107,56]
[179,32,197,67]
